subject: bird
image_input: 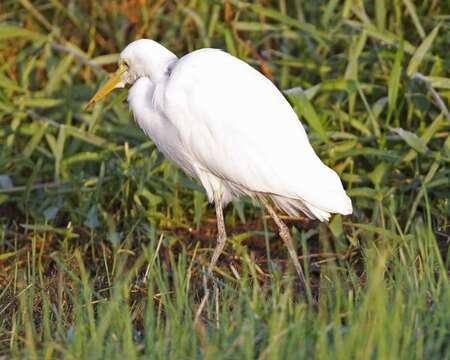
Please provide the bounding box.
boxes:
[87,39,352,287]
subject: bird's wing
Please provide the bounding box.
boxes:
[161,49,351,215]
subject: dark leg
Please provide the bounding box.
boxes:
[195,191,227,323]
[208,191,227,274]
[258,195,307,290]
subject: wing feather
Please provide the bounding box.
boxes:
[161,49,351,216]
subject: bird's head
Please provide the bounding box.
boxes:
[87,39,177,108]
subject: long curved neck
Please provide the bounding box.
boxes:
[146,48,178,82]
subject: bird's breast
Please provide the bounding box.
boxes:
[128,77,198,177]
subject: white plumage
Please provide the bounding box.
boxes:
[87,38,353,284]
[122,39,352,221]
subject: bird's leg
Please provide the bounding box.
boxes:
[258,195,307,291]
[195,191,227,324]
[208,191,227,275]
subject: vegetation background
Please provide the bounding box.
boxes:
[0,0,449,358]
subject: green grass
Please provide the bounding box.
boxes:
[0,0,449,359]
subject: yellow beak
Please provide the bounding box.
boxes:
[86,63,128,108]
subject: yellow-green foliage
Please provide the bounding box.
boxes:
[0,1,449,359]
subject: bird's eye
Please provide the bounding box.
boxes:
[119,60,129,72]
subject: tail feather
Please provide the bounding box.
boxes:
[271,194,317,219]
[271,191,352,222]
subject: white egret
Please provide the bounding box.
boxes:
[87,39,352,285]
